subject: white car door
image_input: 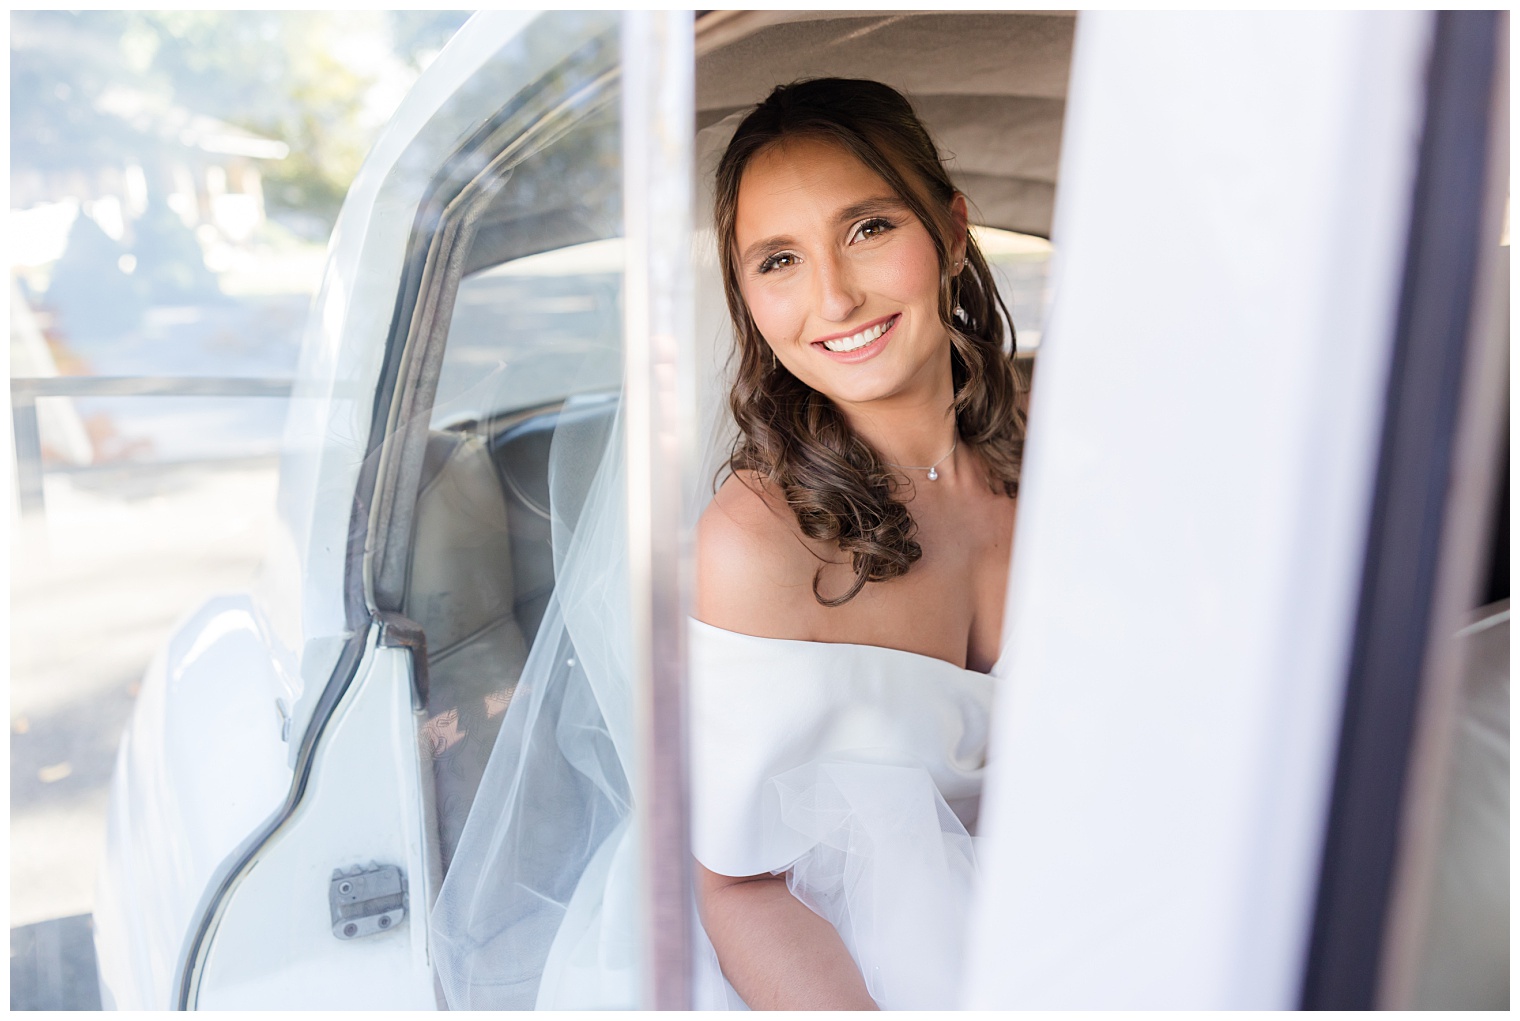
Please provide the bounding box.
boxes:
[167,12,654,1009]
[965,10,1507,1010]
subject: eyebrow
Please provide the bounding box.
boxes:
[738,195,907,268]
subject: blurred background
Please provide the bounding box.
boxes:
[8,11,472,1008]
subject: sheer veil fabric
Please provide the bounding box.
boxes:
[429,114,743,1010]
[430,114,1001,1009]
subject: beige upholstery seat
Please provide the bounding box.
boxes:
[405,430,531,874]
[403,391,620,876]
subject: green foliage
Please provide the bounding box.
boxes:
[389,11,476,69]
[10,11,146,170]
[11,10,473,230]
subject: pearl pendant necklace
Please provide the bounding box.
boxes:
[884,434,959,481]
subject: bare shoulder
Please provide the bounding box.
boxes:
[695,471,820,633]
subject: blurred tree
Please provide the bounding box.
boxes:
[46,214,144,339]
[128,11,371,230]
[390,11,475,70]
[11,10,472,233]
[132,196,223,304]
[10,11,149,172]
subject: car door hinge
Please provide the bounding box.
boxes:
[329,863,407,940]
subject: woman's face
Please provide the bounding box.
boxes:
[733,135,966,409]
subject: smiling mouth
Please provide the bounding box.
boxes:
[815,314,899,353]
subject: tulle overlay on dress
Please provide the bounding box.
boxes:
[688,620,995,1009]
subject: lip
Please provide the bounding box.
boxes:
[811,313,900,364]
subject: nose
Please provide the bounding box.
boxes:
[813,250,863,323]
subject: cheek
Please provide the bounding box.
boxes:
[876,237,943,306]
[739,280,809,347]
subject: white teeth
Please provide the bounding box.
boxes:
[822,318,891,352]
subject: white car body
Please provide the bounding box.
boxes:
[95,11,552,1008]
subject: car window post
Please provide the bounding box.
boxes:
[620,9,697,1011]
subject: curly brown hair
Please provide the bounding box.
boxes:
[715,77,1027,606]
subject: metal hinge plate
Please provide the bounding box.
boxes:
[329,863,406,940]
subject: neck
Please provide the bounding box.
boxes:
[835,343,959,470]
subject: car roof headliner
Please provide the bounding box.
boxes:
[695,11,1075,238]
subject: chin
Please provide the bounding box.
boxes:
[811,372,915,408]
[815,351,945,409]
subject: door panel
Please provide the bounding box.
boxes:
[965,12,1434,1008]
[195,637,432,1009]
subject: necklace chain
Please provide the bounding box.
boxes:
[883,434,959,481]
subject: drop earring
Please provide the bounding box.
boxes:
[951,257,969,325]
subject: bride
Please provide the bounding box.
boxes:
[690,77,1024,1010]
[430,77,1025,1011]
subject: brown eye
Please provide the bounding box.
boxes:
[758,252,798,274]
[851,216,897,243]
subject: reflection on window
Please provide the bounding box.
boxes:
[432,237,622,427]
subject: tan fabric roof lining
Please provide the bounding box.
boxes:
[695,11,1075,236]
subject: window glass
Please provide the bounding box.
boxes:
[974,224,1052,353]
[430,99,623,428]
[415,36,643,1010]
[431,238,622,426]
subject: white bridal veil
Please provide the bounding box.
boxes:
[428,115,742,1010]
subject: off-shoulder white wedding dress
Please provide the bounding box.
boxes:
[689,619,999,1010]
[428,406,1003,1010]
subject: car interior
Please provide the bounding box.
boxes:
[396,10,1074,875]
[382,12,1505,1006]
